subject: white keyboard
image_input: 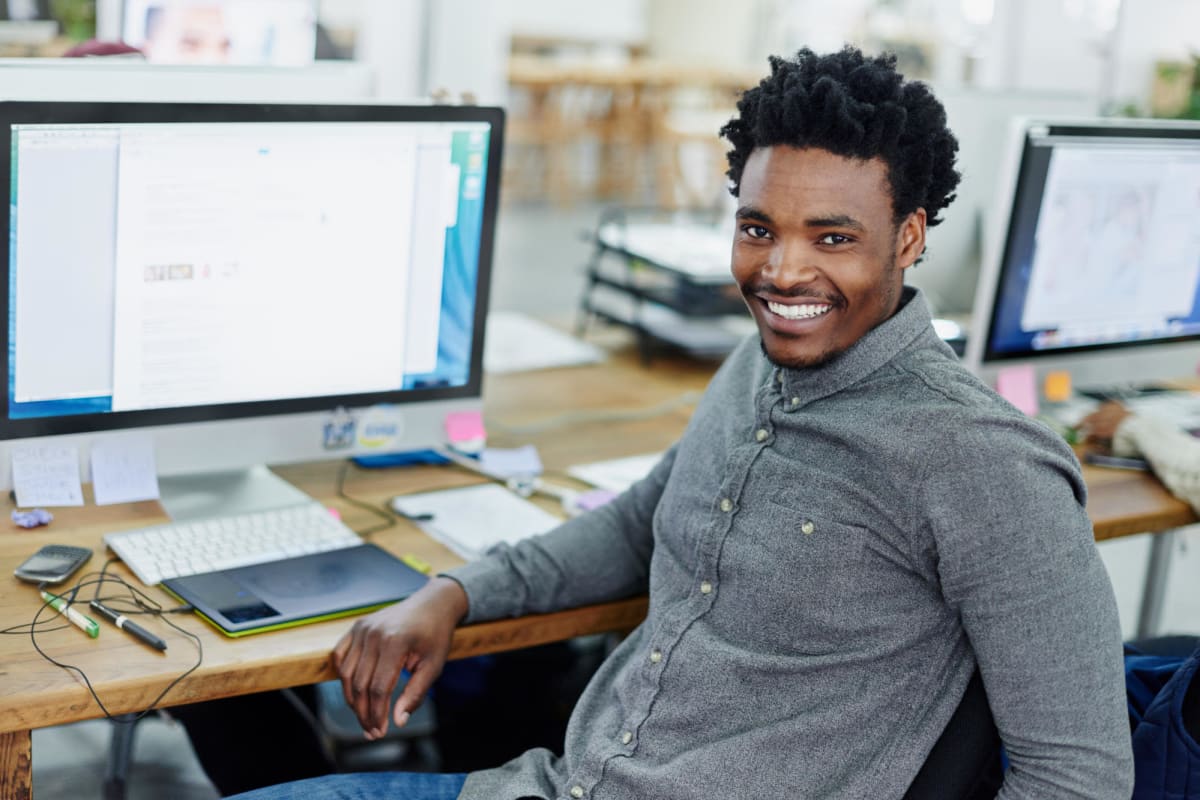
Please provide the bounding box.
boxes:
[104,502,363,586]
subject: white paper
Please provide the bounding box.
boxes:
[596,221,736,284]
[484,311,604,374]
[391,483,561,560]
[10,443,84,507]
[90,434,161,506]
[479,445,543,479]
[567,452,662,494]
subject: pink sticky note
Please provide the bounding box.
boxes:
[444,410,486,445]
[996,365,1039,416]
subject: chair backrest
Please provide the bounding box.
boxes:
[902,670,1003,800]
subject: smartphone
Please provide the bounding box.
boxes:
[13,544,93,584]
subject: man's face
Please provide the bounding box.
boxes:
[731,146,926,370]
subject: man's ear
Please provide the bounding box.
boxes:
[896,208,927,270]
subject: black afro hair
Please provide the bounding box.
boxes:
[720,46,960,227]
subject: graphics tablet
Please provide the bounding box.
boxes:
[162,544,429,637]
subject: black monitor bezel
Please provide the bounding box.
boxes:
[982,119,1200,364]
[0,99,504,440]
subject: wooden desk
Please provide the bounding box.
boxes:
[0,349,713,798]
[0,349,1190,797]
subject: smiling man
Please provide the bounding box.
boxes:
[230,47,1133,800]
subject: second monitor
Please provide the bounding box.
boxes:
[965,117,1200,394]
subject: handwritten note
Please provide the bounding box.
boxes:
[10,444,84,507]
[90,435,161,506]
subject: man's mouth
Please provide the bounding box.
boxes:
[764,300,833,321]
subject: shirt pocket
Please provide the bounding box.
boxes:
[732,501,874,656]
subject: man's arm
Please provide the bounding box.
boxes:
[445,444,677,623]
[926,416,1134,799]
[333,445,676,737]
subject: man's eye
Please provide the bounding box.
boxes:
[818,233,852,245]
[742,225,771,239]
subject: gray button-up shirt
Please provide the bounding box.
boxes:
[447,288,1133,799]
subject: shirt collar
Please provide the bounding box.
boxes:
[770,286,936,406]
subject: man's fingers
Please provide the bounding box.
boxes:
[363,661,404,739]
[335,626,365,712]
[393,658,441,728]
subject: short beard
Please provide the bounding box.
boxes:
[754,257,901,372]
[760,338,845,371]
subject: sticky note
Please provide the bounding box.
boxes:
[996,365,1039,416]
[444,410,486,453]
[10,444,84,507]
[90,434,161,506]
[1043,371,1072,403]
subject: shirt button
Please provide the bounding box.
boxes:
[649,649,663,663]
[719,498,733,512]
[699,580,713,595]
[755,428,768,442]
[791,397,801,407]
[621,730,634,745]
[570,786,585,799]
[801,520,815,535]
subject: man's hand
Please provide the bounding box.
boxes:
[1077,400,1133,445]
[332,576,469,740]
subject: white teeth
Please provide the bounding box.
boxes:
[766,301,832,320]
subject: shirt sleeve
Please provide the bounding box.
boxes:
[923,415,1134,799]
[1113,413,1200,513]
[441,445,676,624]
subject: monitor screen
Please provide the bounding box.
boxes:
[965,118,1200,391]
[121,0,317,65]
[1,101,503,496]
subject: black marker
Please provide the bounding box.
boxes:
[89,600,167,652]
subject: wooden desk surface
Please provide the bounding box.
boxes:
[0,349,1192,796]
[0,351,713,741]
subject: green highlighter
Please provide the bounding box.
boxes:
[40,590,100,638]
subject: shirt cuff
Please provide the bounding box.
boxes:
[438,550,520,624]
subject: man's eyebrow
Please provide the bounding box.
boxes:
[735,206,773,224]
[805,214,866,232]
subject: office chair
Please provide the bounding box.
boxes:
[903,670,1004,800]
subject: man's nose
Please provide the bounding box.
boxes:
[764,243,820,289]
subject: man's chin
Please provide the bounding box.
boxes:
[759,339,842,371]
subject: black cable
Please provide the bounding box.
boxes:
[14,569,203,724]
[335,459,397,538]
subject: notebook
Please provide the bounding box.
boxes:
[161,544,429,637]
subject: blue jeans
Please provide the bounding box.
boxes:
[225,772,468,800]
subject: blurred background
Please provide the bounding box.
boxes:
[3,0,1199,319]
[8,2,1200,797]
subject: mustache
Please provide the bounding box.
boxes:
[740,281,846,308]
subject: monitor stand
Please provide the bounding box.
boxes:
[158,465,313,522]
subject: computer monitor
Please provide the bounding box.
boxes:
[1,100,504,517]
[121,0,318,66]
[964,117,1200,394]
[906,87,1098,316]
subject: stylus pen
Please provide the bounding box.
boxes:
[39,590,100,638]
[89,600,167,652]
